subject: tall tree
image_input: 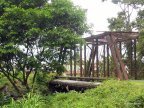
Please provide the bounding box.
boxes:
[104,0,144,78]
[135,9,144,78]
[105,0,144,31]
[0,0,89,94]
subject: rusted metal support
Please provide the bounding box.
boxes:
[91,43,95,77]
[96,38,99,77]
[87,45,93,76]
[107,34,128,80]
[74,46,76,76]
[80,45,83,77]
[106,35,123,80]
[70,49,72,76]
[81,31,139,80]
[107,44,110,77]
[84,45,87,77]
[130,40,133,77]
[119,42,122,56]
[87,43,96,77]
[103,45,106,77]
[115,43,128,80]
[134,39,137,79]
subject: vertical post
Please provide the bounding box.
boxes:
[84,45,87,77]
[107,44,110,77]
[70,49,72,76]
[74,46,76,76]
[130,40,133,77]
[96,38,99,77]
[108,34,128,80]
[103,44,106,77]
[80,44,83,77]
[134,39,137,79]
[115,41,128,80]
[119,42,122,56]
[87,46,93,76]
[92,43,95,77]
[106,35,123,80]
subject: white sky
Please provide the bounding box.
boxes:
[72,0,121,34]
[71,0,122,59]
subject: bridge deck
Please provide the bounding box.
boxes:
[49,79,101,92]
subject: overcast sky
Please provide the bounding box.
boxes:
[72,0,121,34]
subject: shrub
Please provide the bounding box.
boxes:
[2,93,47,108]
[0,92,11,106]
[32,72,57,94]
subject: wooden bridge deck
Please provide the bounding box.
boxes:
[56,76,106,81]
[49,79,102,92]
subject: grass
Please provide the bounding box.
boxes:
[0,73,9,87]
[129,80,144,86]
[47,80,144,108]
[2,93,46,108]
[2,79,144,108]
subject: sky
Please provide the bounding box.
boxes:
[71,0,122,58]
[72,0,121,35]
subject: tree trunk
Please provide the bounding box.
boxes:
[3,72,21,95]
[32,70,38,89]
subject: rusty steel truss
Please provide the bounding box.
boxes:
[68,31,139,80]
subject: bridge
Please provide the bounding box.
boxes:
[49,31,139,92]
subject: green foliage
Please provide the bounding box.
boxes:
[0,73,4,79]
[2,80,144,108]
[0,83,11,106]
[130,96,144,108]
[136,10,144,78]
[136,32,144,79]
[108,12,129,31]
[33,72,57,94]
[2,93,46,108]
[107,0,144,31]
[0,0,89,93]
[103,0,144,6]
[0,92,11,106]
[136,10,144,31]
[3,0,47,8]
[137,32,144,57]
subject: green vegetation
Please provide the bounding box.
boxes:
[0,72,56,106]
[1,80,144,108]
[103,0,144,79]
[0,0,88,94]
[2,93,46,108]
[0,0,144,108]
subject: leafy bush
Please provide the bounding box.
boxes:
[0,73,3,79]
[0,92,11,106]
[129,95,144,108]
[32,72,57,94]
[2,93,47,108]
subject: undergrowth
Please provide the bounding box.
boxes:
[2,80,144,108]
[2,93,47,108]
[48,80,144,108]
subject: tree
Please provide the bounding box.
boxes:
[0,0,89,94]
[103,0,144,79]
[104,0,144,31]
[135,9,144,79]
[107,11,129,31]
